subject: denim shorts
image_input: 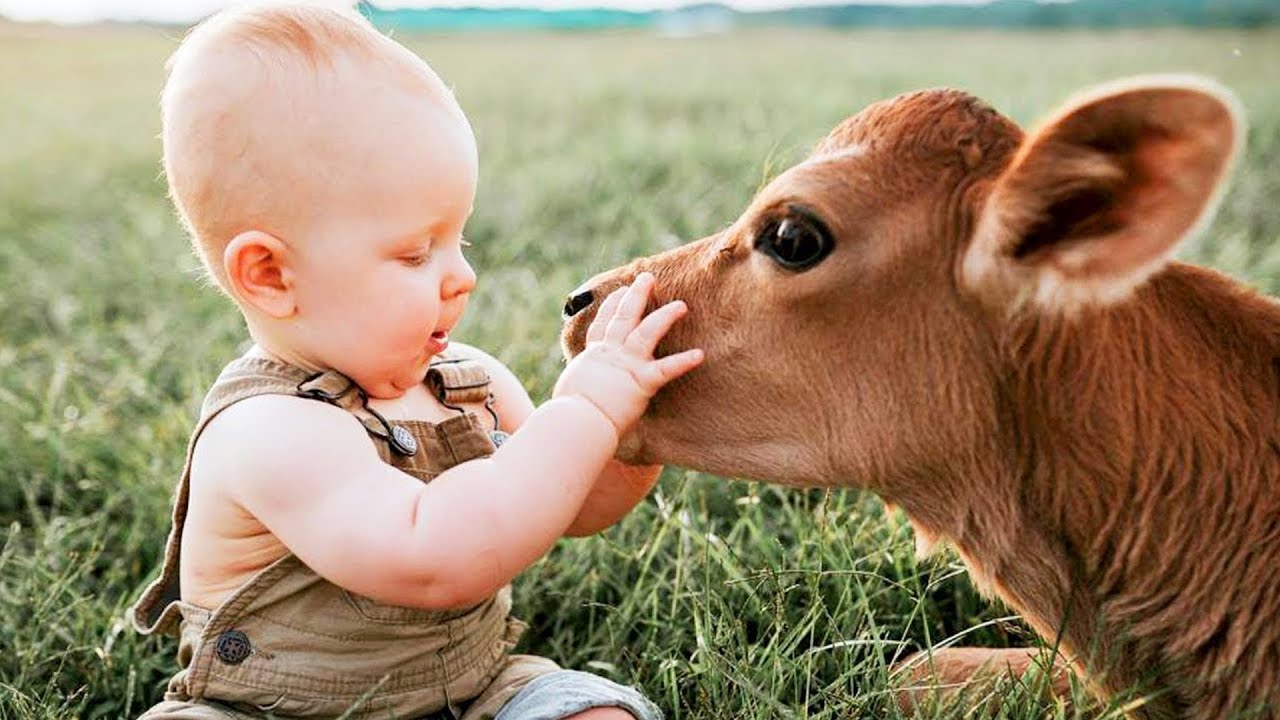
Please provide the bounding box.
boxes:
[493,670,663,720]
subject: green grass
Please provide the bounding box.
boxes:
[2,23,1278,719]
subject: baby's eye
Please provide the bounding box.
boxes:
[400,252,431,267]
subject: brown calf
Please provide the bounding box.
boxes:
[561,77,1278,718]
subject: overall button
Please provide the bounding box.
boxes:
[215,629,252,665]
[389,425,418,456]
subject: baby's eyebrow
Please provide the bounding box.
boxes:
[386,225,437,248]
[386,211,471,248]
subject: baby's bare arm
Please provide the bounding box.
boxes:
[212,391,617,610]
[563,462,662,537]
[456,342,663,538]
[213,273,698,610]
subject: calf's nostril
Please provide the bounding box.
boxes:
[563,289,595,318]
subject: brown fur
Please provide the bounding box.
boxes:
[561,77,1277,718]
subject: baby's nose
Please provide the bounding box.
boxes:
[444,254,477,298]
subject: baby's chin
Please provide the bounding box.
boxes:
[352,364,431,400]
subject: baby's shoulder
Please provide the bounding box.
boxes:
[204,391,355,437]
[194,393,372,493]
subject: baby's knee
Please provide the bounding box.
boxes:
[494,669,661,720]
[562,708,637,720]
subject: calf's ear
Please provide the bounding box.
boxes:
[962,75,1242,313]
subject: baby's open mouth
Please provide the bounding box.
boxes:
[428,330,450,353]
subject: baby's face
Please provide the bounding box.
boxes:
[282,67,479,398]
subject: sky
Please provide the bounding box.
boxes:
[0,0,994,24]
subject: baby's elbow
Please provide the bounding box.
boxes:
[350,578,484,611]
[414,582,497,611]
[360,506,511,609]
[369,558,504,610]
[563,517,604,537]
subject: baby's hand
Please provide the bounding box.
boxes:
[554,272,703,435]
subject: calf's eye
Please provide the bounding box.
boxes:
[757,214,833,271]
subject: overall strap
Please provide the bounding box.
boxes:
[426,355,493,405]
[426,351,508,447]
[131,357,330,636]
[298,350,502,455]
[129,352,502,636]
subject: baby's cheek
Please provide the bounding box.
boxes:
[410,291,442,325]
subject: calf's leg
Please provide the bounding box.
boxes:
[892,647,1075,714]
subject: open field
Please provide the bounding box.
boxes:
[2,23,1278,718]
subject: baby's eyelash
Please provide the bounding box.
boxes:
[399,236,464,266]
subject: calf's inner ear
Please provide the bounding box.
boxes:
[963,75,1243,312]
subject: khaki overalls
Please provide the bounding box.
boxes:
[131,352,559,719]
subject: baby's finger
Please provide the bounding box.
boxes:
[586,286,627,345]
[636,348,704,392]
[604,272,654,345]
[625,300,688,358]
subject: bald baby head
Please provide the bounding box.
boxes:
[161,3,472,292]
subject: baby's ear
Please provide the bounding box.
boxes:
[224,230,296,318]
[962,75,1243,313]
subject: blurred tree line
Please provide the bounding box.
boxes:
[757,0,1279,29]
[357,0,1279,31]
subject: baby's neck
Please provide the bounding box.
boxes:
[243,341,325,375]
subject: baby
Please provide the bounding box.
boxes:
[129,5,702,720]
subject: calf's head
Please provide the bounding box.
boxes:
[561,76,1241,497]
